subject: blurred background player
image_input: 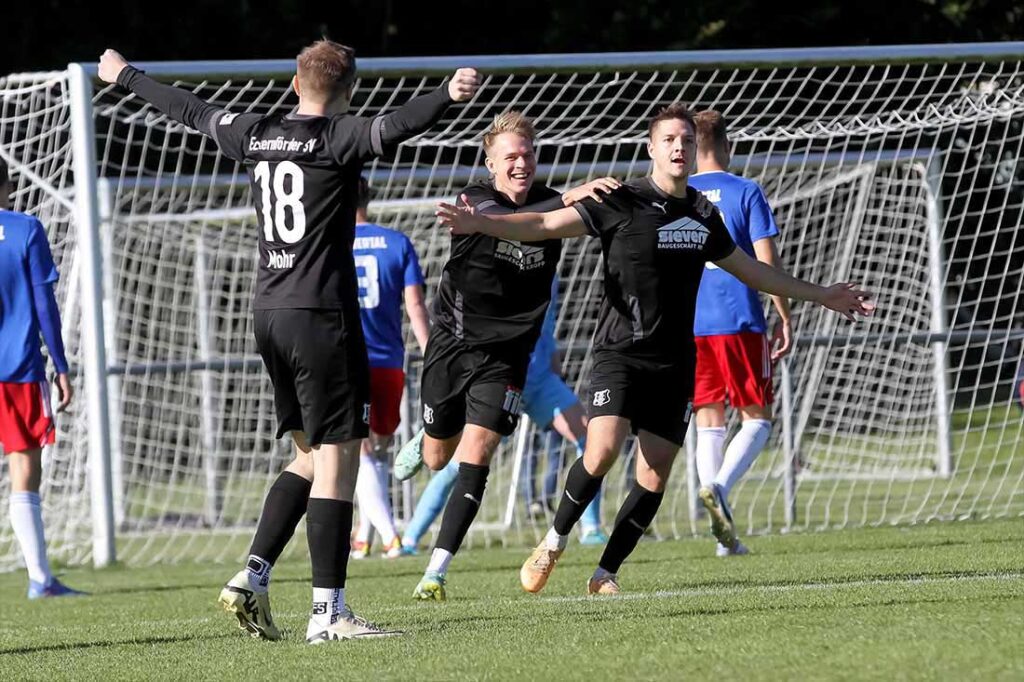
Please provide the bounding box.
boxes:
[689,110,794,556]
[99,43,479,642]
[0,157,80,599]
[399,279,607,556]
[349,177,430,559]
[394,111,618,601]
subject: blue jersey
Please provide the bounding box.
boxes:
[689,171,780,336]
[0,211,60,382]
[354,223,425,369]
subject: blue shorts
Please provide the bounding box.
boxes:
[522,369,578,428]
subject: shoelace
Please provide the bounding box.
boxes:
[532,549,558,570]
[346,613,387,633]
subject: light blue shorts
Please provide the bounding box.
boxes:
[522,369,578,428]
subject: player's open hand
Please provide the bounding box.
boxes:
[562,177,622,206]
[448,68,482,102]
[819,283,876,321]
[98,49,129,84]
[436,194,484,235]
[770,319,793,361]
[55,373,74,413]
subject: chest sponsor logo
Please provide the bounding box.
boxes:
[657,216,709,251]
[593,389,611,407]
[494,239,546,271]
[267,249,296,269]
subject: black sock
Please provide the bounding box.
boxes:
[598,484,664,574]
[248,471,312,564]
[434,463,489,555]
[306,498,353,588]
[553,458,604,535]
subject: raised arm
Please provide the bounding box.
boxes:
[99,50,221,136]
[371,69,481,157]
[437,195,587,241]
[714,247,875,321]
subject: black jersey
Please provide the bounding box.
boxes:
[212,111,391,313]
[432,181,564,351]
[574,176,736,368]
[115,66,453,314]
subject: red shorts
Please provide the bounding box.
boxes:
[694,332,774,409]
[0,381,55,454]
[369,367,405,436]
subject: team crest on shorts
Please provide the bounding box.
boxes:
[423,404,435,425]
[362,403,371,425]
[593,389,611,407]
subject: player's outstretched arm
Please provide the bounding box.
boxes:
[98,50,222,136]
[715,248,875,321]
[436,194,587,241]
[373,68,481,156]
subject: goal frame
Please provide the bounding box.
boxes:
[62,41,1024,566]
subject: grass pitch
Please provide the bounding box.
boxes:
[0,519,1021,681]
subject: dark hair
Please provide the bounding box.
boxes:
[647,103,697,139]
[694,110,729,150]
[0,156,8,187]
[296,39,357,102]
[357,175,371,210]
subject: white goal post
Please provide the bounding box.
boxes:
[0,43,1021,570]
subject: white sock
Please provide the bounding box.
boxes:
[355,453,398,545]
[715,419,772,496]
[311,586,346,627]
[244,554,271,593]
[543,527,568,552]
[9,491,52,585]
[426,548,453,575]
[355,508,372,545]
[696,427,727,488]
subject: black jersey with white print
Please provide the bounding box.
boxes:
[574,176,736,369]
[116,66,453,313]
[432,180,564,352]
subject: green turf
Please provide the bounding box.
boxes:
[1,519,1021,680]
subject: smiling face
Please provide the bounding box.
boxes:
[485,132,537,204]
[647,116,698,184]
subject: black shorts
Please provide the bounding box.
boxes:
[254,308,370,446]
[588,351,694,446]
[419,326,529,439]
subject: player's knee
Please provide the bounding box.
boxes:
[635,465,669,493]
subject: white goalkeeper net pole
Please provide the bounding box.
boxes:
[1,43,1022,570]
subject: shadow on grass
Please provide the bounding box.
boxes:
[0,631,238,656]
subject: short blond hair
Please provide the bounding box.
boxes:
[482,111,536,150]
[296,39,356,102]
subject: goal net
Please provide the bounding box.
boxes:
[1,45,1021,570]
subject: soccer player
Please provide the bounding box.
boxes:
[436,103,874,596]
[98,42,479,642]
[398,278,607,556]
[689,110,792,556]
[349,176,429,560]
[392,111,619,600]
[0,158,81,599]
